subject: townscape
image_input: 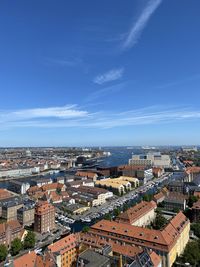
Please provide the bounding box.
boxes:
[0,147,200,266]
[1,1,200,267]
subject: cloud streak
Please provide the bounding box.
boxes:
[86,82,127,102]
[45,57,83,67]
[1,105,200,130]
[122,0,162,50]
[93,68,124,85]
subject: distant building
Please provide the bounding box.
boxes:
[64,203,90,215]
[153,191,165,204]
[95,177,137,195]
[118,165,153,184]
[53,176,65,184]
[129,152,171,168]
[167,181,186,194]
[8,180,30,194]
[153,167,164,178]
[41,182,66,193]
[163,192,187,211]
[185,167,200,182]
[48,234,78,267]
[30,177,52,187]
[76,171,98,181]
[116,201,157,227]
[182,146,198,152]
[34,201,55,233]
[68,186,113,207]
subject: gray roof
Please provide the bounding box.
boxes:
[78,249,110,267]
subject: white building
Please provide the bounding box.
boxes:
[129,152,171,168]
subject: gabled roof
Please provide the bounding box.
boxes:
[117,201,156,224]
[48,234,77,255]
[13,251,44,267]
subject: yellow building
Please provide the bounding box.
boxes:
[81,211,190,267]
[95,176,139,195]
[48,234,77,267]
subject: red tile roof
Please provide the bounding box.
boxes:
[13,251,44,267]
[48,234,77,255]
[116,201,156,224]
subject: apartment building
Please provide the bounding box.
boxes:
[129,152,171,168]
[34,201,55,233]
[68,186,113,206]
[17,205,35,226]
[118,165,153,184]
[116,201,157,227]
[75,171,98,181]
[9,180,30,194]
[185,167,200,182]
[47,234,77,267]
[0,220,24,246]
[95,177,134,195]
[1,201,23,222]
[41,182,66,193]
[81,212,190,267]
[163,193,187,211]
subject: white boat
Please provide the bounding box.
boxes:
[81,217,91,223]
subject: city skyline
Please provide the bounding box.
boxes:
[0,0,200,146]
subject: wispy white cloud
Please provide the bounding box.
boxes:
[45,57,82,67]
[86,81,127,102]
[0,106,89,124]
[155,74,200,89]
[93,68,124,85]
[1,105,200,130]
[122,0,162,50]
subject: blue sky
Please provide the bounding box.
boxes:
[0,0,200,146]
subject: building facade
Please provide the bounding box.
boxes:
[17,205,35,226]
[129,152,171,168]
[34,201,55,233]
[116,201,157,227]
[48,234,77,267]
[81,212,190,267]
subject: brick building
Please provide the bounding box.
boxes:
[0,220,24,246]
[34,201,55,233]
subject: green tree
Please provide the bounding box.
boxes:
[143,194,153,202]
[188,195,198,208]
[191,223,200,238]
[113,208,121,217]
[82,226,90,233]
[0,244,8,262]
[10,238,22,256]
[153,213,168,230]
[181,241,200,266]
[23,231,36,249]
[104,214,112,221]
[56,187,61,194]
[123,203,129,212]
